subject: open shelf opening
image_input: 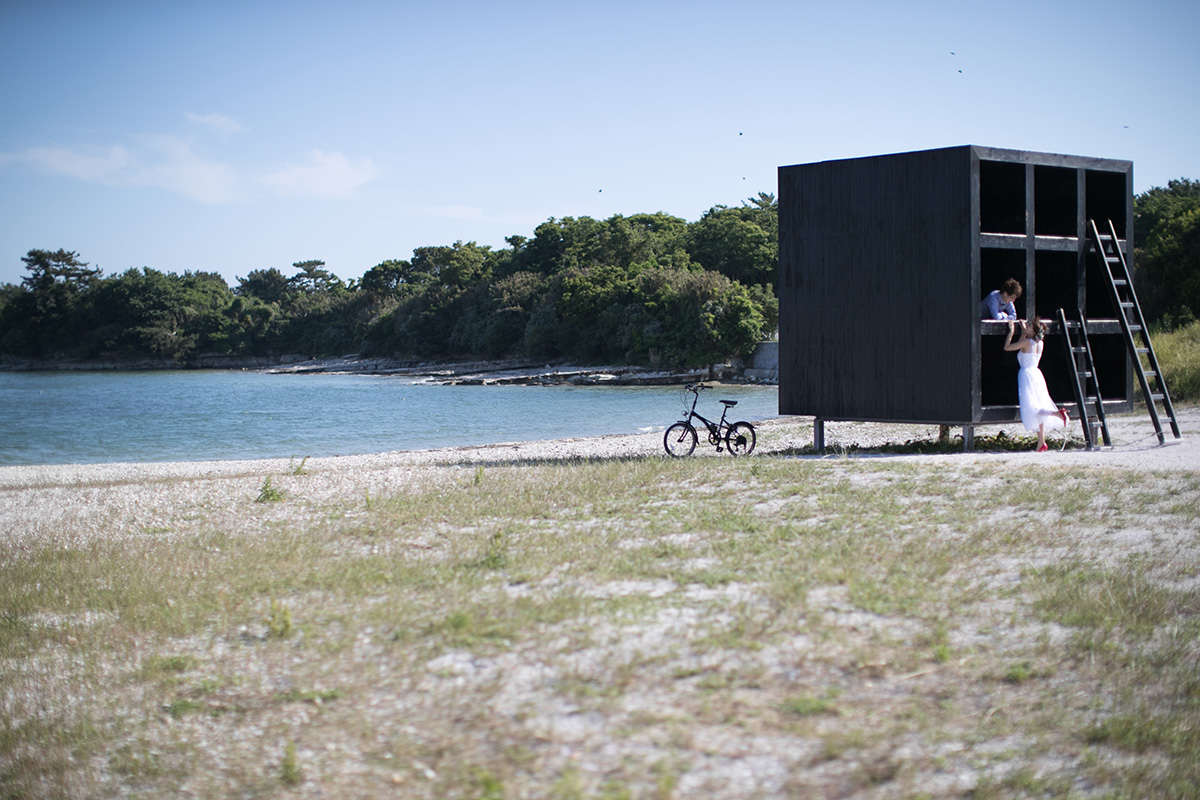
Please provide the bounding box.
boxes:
[1086,170,1127,238]
[1085,262,1120,318]
[1034,166,1078,236]
[1091,335,1128,399]
[980,161,1026,234]
[981,342,1019,407]
[1041,335,1075,401]
[1034,251,1079,319]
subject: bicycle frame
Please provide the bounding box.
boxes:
[681,389,732,444]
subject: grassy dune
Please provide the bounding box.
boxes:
[1155,320,1200,403]
[2,438,1200,798]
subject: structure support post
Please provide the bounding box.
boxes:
[963,425,974,452]
[814,419,825,453]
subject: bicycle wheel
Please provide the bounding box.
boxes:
[663,422,698,457]
[725,421,756,456]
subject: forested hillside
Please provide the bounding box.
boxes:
[0,195,778,368]
[3,179,1196,370]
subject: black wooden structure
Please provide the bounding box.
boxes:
[777,145,1140,447]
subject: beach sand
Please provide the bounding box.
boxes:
[3,409,1197,523]
[2,409,1196,550]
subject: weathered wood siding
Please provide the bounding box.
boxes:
[779,146,975,422]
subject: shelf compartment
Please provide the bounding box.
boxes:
[1034,165,1078,236]
[980,160,1026,234]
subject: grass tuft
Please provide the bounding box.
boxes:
[280,741,302,786]
[265,598,293,639]
[255,476,284,503]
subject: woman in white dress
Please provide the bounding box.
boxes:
[1004,319,1068,451]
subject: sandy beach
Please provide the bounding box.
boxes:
[2,407,1196,507]
[1,411,1196,556]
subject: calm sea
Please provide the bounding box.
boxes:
[0,371,779,466]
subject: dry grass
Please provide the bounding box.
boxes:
[2,423,1200,799]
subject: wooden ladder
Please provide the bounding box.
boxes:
[1087,219,1182,444]
[1056,307,1111,449]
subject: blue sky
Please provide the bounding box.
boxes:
[1,0,1197,289]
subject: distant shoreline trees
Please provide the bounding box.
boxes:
[4,180,1195,368]
[0,195,780,368]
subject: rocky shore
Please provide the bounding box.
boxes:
[0,353,778,385]
[266,356,748,386]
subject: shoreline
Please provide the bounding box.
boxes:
[0,353,777,386]
[2,409,1195,493]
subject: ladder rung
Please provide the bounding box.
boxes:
[1150,394,1165,402]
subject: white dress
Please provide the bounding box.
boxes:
[1017,339,1065,432]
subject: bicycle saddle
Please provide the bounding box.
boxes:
[720,399,737,407]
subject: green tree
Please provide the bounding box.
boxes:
[90,267,193,357]
[633,267,766,366]
[178,271,239,353]
[1135,179,1200,244]
[3,249,103,357]
[1139,208,1200,328]
[289,260,346,296]
[223,295,280,354]
[509,217,604,275]
[686,193,778,288]
[1134,179,1200,326]
[358,259,415,295]
[549,262,767,367]
[409,241,491,289]
[236,267,293,305]
[20,248,102,293]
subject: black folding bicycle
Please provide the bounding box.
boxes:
[663,383,756,457]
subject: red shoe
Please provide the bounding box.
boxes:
[1057,408,1069,425]
[1037,443,1049,452]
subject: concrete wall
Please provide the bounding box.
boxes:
[743,341,778,383]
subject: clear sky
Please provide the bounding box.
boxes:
[1,0,1197,289]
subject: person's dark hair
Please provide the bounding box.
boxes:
[1003,278,1023,298]
[1029,318,1047,341]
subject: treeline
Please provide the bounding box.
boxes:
[2,180,1196,368]
[0,195,779,368]
[1134,178,1200,331]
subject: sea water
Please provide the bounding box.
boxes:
[0,370,779,466]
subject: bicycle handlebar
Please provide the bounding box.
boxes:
[685,383,710,392]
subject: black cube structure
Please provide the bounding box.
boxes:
[777,145,1135,437]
